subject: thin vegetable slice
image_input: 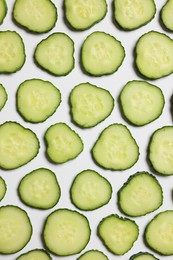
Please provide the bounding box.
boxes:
[161,0,173,31]
[16,249,52,260]
[0,0,7,25]
[0,176,6,201]
[0,83,7,111]
[129,252,159,260]
[77,249,108,260]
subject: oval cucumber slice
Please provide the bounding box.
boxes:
[77,249,108,260]
[70,82,114,128]
[130,252,159,260]
[0,176,6,201]
[17,78,61,123]
[16,249,52,260]
[0,205,32,254]
[0,0,7,25]
[81,31,125,76]
[161,0,173,31]
[0,83,7,111]
[43,208,91,256]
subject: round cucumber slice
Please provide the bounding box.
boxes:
[0,176,6,201]
[161,0,173,31]
[77,249,108,260]
[0,0,7,25]
[16,249,52,260]
[129,252,159,260]
[0,83,7,111]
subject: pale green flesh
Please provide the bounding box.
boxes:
[130,253,158,260]
[35,33,74,76]
[98,215,139,255]
[43,209,90,256]
[82,31,125,76]
[0,122,39,170]
[119,172,163,216]
[70,82,114,127]
[78,250,108,260]
[17,249,51,260]
[120,80,164,126]
[136,31,173,79]
[18,168,61,209]
[65,0,107,30]
[0,176,6,201]
[13,0,57,33]
[0,206,32,254]
[0,0,7,24]
[71,169,112,210]
[149,126,173,175]
[114,0,156,30]
[17,79,61,123]
[145,210,173,255]
[161,0,173,31]
[0,83,7,111]
[92,124,139,170]
[45,123,83,163]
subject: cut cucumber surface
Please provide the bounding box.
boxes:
[34,32,74,76]
[135,30,173,79]
[18,168,61,209]
[17,78,61,123]
[13,0,57,33]
[145,210,173,255]
[0,205,32,254]
[114,0,156,30]
[64,0,107,30]
[118,172,163,217]
[16,249,52,260]
[0,121,40,170]
[81,31,125,76]
[45,122,83,164]
[92,123,139,170]
[119,80,165,126]
[98,214,139,255]
[0,83,7,111]
[0,30,25,73]
[161,0,173,31]
[77,249,108,260]
[148,126,173,175]
[69,82,114,128]
[129,252,159,260]
[0,0,7,25]
[70,169,112,211]
[43,208,91,256]
[0,176,6,201]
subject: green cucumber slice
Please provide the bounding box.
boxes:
[0,0,7,25]
[129,252,159,260]
[0,83,7,111]
[16,249,52,260]
[77,249,108,260]
[0,176,6,201]
[161,0,173,31]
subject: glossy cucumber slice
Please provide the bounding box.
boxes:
[77,249,108,260]
[161,0,173,31]
[0,176,6,201]
[0,0,7,25]
[0,83,7,111]
[16,249,52,260]
[129,252,159,260]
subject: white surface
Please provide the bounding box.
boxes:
[0,0,173,259]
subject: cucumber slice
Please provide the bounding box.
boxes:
[0,205,32,254]
[0,121,40,170]
[70,169,112,211]
[161,0,173,31]
[81,31,125,76]
[118,172,163,217]
[0,30,25,73]
[92,123,139,170]
[130,252,159,260]
[148,126,173,175]
[113,0,156,30]
[145,210,173,255]
[17,78,61,123]
[119,80,165,126]
[45,122,83,164]
[0,176,6,201]
[34,32,74,76]
[98,214,139,255]
[69,82,114,128]
[16,249,52,260]
[18,168,61,209]
[0,0,7,25]
[135,30,173,79]
[64,0,107,30]
[13,0,57,33]
[77,249,108,260]
[43,208,91,256]
[0,83,7,111]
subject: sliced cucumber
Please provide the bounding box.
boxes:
[92,123,139,170]
[119,80,165,126]
[161,0,173,31]
[77,249,108,260]
[16,249,52,260]
[64,0,107,30]
[145,210,173,255]
[0,176,6,201]
[81,31,125,76]
[130,252,159,260]
[0,30,25,73]
[17,78,61,123]
[0,83,7,111]
[0,0,7,25]
[18,168,61,209]
[70,169,112,211]
[148,126,173,175]
[118,172,163,217]
[113,0,156,30]
[34,32,74,76]
[98,214,139,255]
[0,205,32,254]
[43,208,91,256]
[135,30,173,79]
[0,121,39,170]
[13,0,57,33]
[45,122,83,164]
[69,82,114,128]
